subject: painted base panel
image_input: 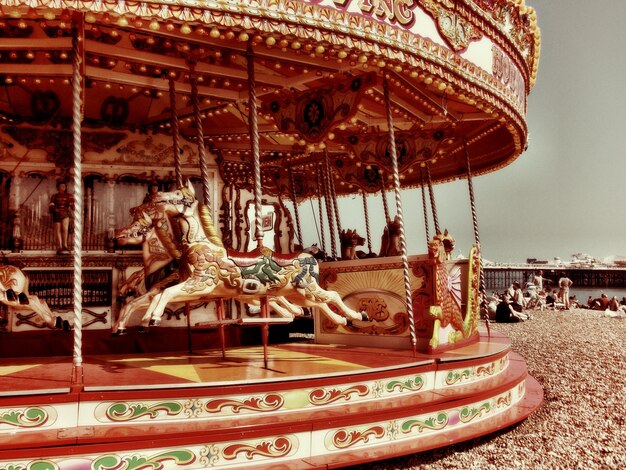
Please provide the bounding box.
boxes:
[0,329,542,468]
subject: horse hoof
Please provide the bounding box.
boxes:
[112,328,126,337]
[148,319,159,327]
[5,289,17,302]
[137,326,147,334]
[18,293,29,305]
[55,316,63,329]
[62,320,71,332]
[359,311,369,321]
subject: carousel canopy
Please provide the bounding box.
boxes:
[0,0,540,198]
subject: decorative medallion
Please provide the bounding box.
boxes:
[264,73,376,143]
[421,0,483,51]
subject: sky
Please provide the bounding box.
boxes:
[300,1,626,264]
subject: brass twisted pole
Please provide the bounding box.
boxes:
[325,149,342,235]
[169,77,183,188]
[383,77,417,355]
[321,161,337,259]
[288,167,303,248]
[420,167,430,242]
[71,19,84,386]
[464,139,489,333]
[189,62,211,210]
[425,162,440,235]
[246,43,263,247]
[315,165,327,255]
[361,191,372,254]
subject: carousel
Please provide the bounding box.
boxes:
[0,0,542,468]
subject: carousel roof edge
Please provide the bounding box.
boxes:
[0,0,541,88]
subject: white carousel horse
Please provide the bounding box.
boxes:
[144,181,368,327]
[0,264,67,330]
[113,205,304,334]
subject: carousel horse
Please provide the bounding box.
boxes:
[113,202,182,335]
[144,181,368,328]
[114,205,304,334]
[0,264,67,330]
[339,229,365,260]
[378,216,402,257]
[427,231,477,349]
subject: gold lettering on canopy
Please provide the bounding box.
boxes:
[493,46,525,111]
[263,73,376,143]
[332,0,416,26]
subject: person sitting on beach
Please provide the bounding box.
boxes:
[608,296,621,312]
[586,296,595,309]
[546,290,558,309]
[569,295,581,309]
[591,293,610,310]
[510,281,526,312]
[495,295,524,323]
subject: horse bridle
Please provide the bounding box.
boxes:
[155,187,194,210]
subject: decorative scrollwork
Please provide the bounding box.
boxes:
[105,402,183,421]
[331,425,386,449]
[309,385,369,405]
[401,411,449,433]
[204,394,284,413]
[386,375,425,393]
[0,407,49,428]
[92,450,196,470]
[222,436,293,460]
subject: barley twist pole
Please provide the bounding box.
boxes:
[246,43,263,247]
[71,19,84,386]
[361,191,372,254]
[420,168,430,242]
[384,77,417,355]
[288,167,303,247]
[425,163,440,235]
[169,77,183,188]
[189,63,211,210]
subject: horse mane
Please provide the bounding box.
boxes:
[198,203,224,248]
[154,225,182,259]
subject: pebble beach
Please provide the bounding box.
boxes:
[354,308,626,470]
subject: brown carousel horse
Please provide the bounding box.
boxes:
[0,264,67,330]
[144,181,368,327]
[378,216,402,257]
[113,204,305,334]
[339,229,365,260]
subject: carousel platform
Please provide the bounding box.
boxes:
[0,328,542,469]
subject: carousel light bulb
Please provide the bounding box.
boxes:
[265,36,276,46]
[210,27,220,38]
[338,51,348,59]
[291,41,301,50]
[149,19,160,31]
[43,11,56,21]
[238,32,249,42]
[117,16,129,27]
[315,45,325,55]
[180,23,192,34]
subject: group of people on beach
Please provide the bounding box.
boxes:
[486,270,626,322]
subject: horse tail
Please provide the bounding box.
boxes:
[198,203,224,248]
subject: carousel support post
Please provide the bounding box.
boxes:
[420,168,430,242]
[425,163,440,235]
[105,179,116,252]
[288,167,304,248]
[383,77,418,356]
[464,139,490,336]
[246,43,263,248]
[189,62,211,209]
[325,149,342,238]
[70,16,85,388]
[261,296,269,369]
[8,174,22,252]
[169,77,183,188]
[380,179,391,224]
[321,160,337,259]
[186,301,193,354]
[216,298,226,359]
[315,166,328,256]
[361,191,373,255]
